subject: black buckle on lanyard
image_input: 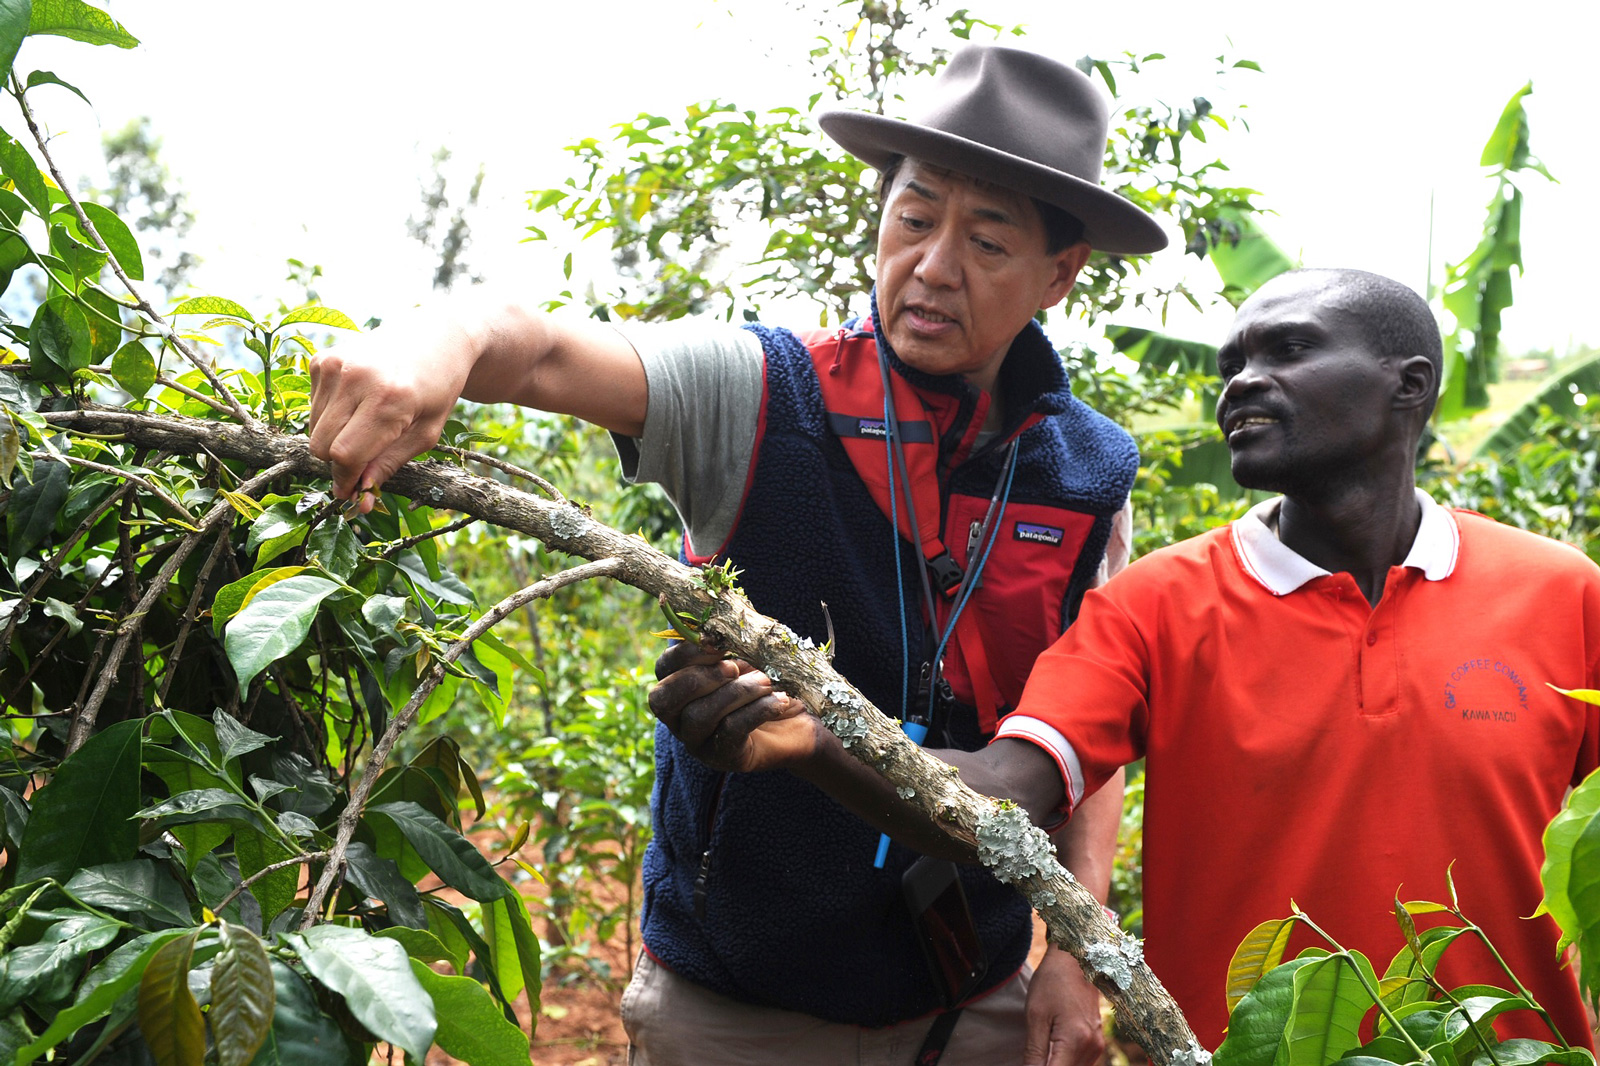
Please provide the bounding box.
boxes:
[927,551,964,597]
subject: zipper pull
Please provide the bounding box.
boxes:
[965,520,986,591]
[693,849,712,920]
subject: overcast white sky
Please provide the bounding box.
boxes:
[11,0,1597,355]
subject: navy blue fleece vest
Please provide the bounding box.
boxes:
[639,316,1137,1026]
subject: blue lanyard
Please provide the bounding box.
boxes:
[874,347,1019,867]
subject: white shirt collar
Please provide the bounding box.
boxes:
[1230,488,1460,596]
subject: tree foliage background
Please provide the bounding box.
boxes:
[1,2,1598,1065]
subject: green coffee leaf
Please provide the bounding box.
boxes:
[409,960,530,1065]
[30,294,92,374]
[79,201,142,279]
[110,340,156,397]
[305,518,361,580]
[13,718,140,883]
[278,304,359,331]
[213,709,276,764]
[246,501,312,565]
[0,418,20,488]
[1214,956,1318,1066]
[136,928,204,1066]
[212,922,275,1066]
[224,574,341,692]
[41,596,81,634]
[211,565,307,637]
[66,859,194,928]
[0,133,46,217]
[367,801,502,901]
[11,929,187,1064]
[48,219,107,285]
[1484,1038,1597,1066]
[234,830,296,926]
[0,914,122,1012]
[77,278,124,359]
[23,69,91,107]
[1539,770,1600,952]
[374,926,454,969]
[168,295,254,323]
[1566,812,1600,1002]
[6,457,66,562]
[1282,952,1376,1066]
[0,2,29,87]
[294,924,436,1062]
[482,883,542,1013]
[28,0,137,47]
[344,841,426,929]
[360,594,407,635]
[248,960,352,1065]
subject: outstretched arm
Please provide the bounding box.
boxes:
[307,293,648,509]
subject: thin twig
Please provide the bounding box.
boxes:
[11,77,258,429]
[0,480,134,663]
[215,850,329,913]
[66,459,297,753]
[436,445,563,500]
[35,452,197,524]
[155,373,234,417]
[299,556,625,927]
[156,529,232,704]
[379,515,476,559]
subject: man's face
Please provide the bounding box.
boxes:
[1215,274,1400,496]
[874,160,1086,393]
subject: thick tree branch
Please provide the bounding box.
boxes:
[44,405,1203,1064]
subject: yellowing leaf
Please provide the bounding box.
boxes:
[219,488,264,520]
[137,929,204,1066]
[1549,684,1600,706]
[1225,915,1299,1013]
[279,304,360,331]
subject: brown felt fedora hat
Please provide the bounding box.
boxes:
[819,44,1168,256]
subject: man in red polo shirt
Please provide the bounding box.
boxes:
[658,267,1600,1050]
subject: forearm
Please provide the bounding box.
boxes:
[411,294,648,436]
[1050,766,1123,902]
[789,731,1067,861]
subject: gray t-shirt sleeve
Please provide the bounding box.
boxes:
[609,320,765,558]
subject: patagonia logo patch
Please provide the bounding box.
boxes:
[855,417,889,439]
[1013,522,1065,547]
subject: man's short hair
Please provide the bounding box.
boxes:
[876,155,1086,256]
[1293,267,1444,409]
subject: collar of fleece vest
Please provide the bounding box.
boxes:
[866,288,1075,438]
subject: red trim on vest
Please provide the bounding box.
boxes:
[804,326,954,563]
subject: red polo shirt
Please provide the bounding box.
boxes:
[1000,493,1600,1050]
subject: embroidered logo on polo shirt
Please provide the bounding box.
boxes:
[1013,522,1065,547]
[1444,658,1530,723]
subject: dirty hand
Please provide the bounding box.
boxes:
[649,640,820,773]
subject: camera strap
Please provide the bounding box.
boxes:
[914,1008,963,1065]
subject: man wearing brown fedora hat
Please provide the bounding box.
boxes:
[310,43,1167,1065]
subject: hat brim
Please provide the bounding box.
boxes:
[819,110,1169,256]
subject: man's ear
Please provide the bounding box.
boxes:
[1038,241,1092,311]
[1393,354,1437,414]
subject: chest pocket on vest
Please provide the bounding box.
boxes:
[939,494,1095,715]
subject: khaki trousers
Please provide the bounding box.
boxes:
[621,952,1030,1066]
